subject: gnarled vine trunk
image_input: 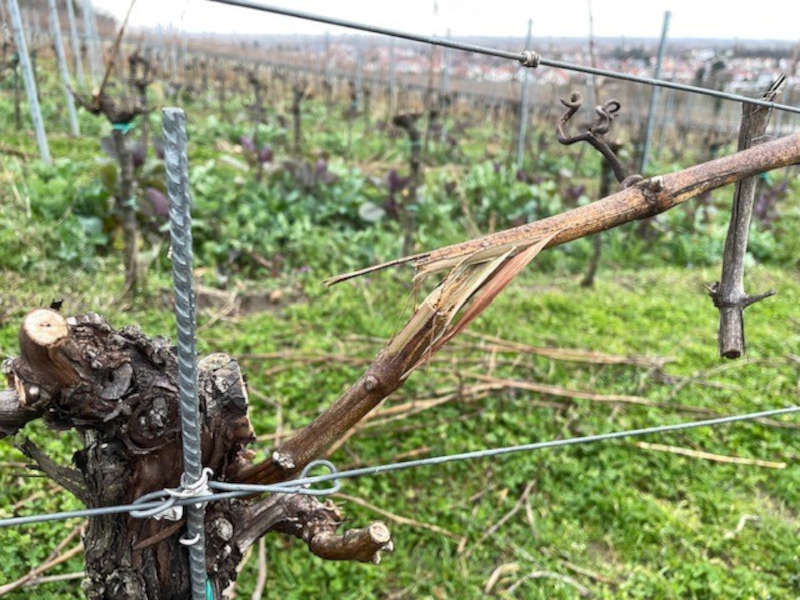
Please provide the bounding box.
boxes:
[2,309,391,599]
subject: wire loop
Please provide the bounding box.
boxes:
[291,459,341,495]
[173,468,214,507]
[180,532,202,546]
[130,490,180,520]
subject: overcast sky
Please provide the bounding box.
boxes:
[91,0,800,41]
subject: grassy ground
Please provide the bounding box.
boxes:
[1,261,798,599]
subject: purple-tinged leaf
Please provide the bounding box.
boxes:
[258,145,273,163]
[143,187,169,218]
[131,141,146,169]
[240,135,255,152]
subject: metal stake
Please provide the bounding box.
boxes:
[515,18,533,170]
[439,28,451,142]
[354,41,363,112]
[21,6,32,45]
[64,0,84,87]
[171,38,178,79]
[7,0,51,164]
[639,10,671,173]
[388,38,396,118]
[48,0,80,136]
[162,107,209,600]
[81,0,101,87]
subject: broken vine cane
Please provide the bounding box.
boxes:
[239,130,800,486]
[326,131,800,288]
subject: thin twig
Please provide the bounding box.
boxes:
[22,571,84,587]
[504,569,592,597]
[251,538,267,600]
[632,441,785,469]
[0,484,58,518]
[559,560,617,587]
[723,514,759,540]
[333,493,465,543]
[460,331,671,368]
[485,562,520,593]
[466,373,655,407]
[95,0,137,98]
[463,479,536,558]
[0,543,83,596]
[341,445,432,470]
[665,357,785,400]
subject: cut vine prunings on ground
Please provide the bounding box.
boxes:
[334,492,465,544]
[459,331,672,369]
[632,441,786,469]
[465,373,656,407]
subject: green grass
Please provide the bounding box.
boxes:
[1,262,798,599]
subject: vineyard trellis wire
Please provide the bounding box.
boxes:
[206,0,800,116]
[22,25,800,140]
[2,405,798,530]
[2,2,800,599]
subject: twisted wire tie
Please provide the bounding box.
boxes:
[130,467,213,524]
[129,460,339,526]
[519,50,540,68]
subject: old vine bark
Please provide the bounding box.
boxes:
[2,310,391,599]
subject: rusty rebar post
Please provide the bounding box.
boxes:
[162,107,209,600]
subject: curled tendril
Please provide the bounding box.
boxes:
[555,91,639,186]
[591,100,621,135]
